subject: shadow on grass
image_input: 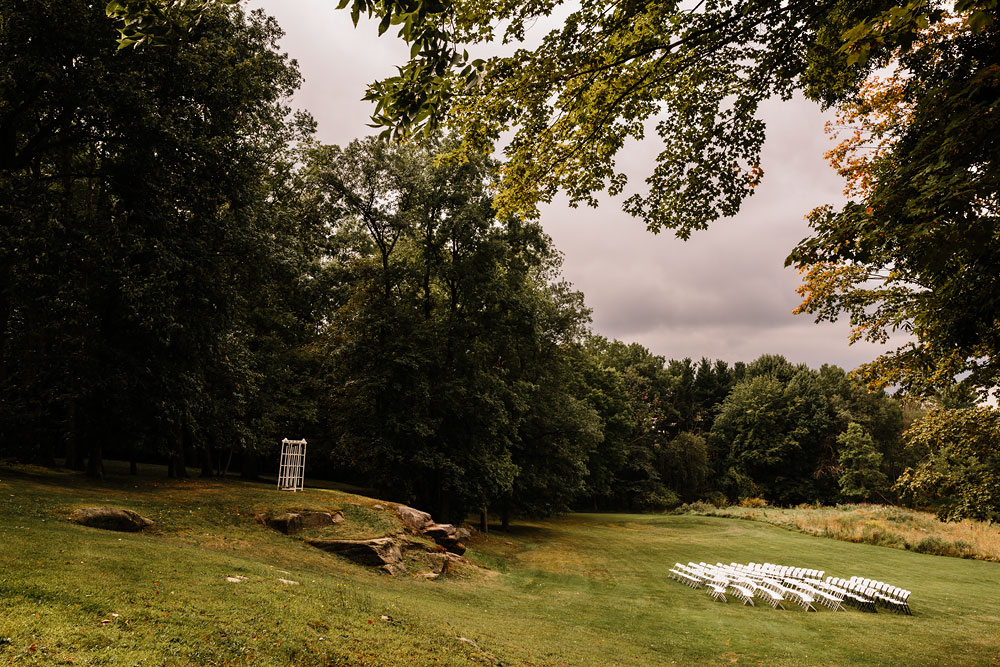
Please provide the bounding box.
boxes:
[1,459,375,498]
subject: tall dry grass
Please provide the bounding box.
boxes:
[675,502,1000,561]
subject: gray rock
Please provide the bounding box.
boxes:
[70,507,153,532]
[297,510,341,529]
[425,551,449,574]
[306,537,406,575]
[422,523,467,555]
[262,510,344,534]
[267,512,303,534]
[424,551,468,577]
[395,505,433,533]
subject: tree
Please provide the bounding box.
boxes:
[788,15,1000,401]
[896,408,1000,522]
[109,1,1000,409]
[574,345,633,510]
[311,136,597,523]
[111,2,995,235]
[0,2,316,475]
[581,336,682,511]
[836,422,889,502]
[660,431,710,503]
[710,358,836,504]
[817,365,907,486]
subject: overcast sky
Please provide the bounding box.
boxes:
[250,0,894,371]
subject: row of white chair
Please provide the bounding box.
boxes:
[742,562,825,581]
[845,576,911,614]
[669,561,913,614]
[727,563,820,611]
[670,562,813,610]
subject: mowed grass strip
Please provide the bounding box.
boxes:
[1,464,998,666]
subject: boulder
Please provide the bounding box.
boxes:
[267,513,303,534]
[264,510,343,534]
[424,551,467,578]
[306,537,406,575]
[422,523,467,555]
[395,505,432,534]
[70,507,153,532]
[298,510,343,529]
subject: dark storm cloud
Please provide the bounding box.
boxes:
[251,0,898,371]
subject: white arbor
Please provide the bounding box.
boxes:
[277,438,307,491]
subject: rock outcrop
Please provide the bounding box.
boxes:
[299,510,343,529]
[70,507,153,532]
[262,510,343,534]
[394,505,469,555]
[306,537,406,575]
[266,512,302,534]
[424,551,467,578]
[422,523,468,555]
[394,505,432,534]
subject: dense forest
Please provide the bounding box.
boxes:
[3,1,998,526]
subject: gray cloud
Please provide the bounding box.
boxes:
[251,1,899,372]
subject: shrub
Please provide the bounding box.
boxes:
[912,536,962,557]
[953,540,974,557]
[739,497,768,508]
[640,488,681,512]
[858,521,905,548]
[671,501,716,515]
[876,506,915,524]
[896,408,1000,523]
[703,492,729,507]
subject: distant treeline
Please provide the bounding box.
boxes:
[0,2,974,525]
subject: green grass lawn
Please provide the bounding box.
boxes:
[2,463,999,666]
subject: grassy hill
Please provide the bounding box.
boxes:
[2,463,999,666]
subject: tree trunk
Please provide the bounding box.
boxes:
[200,438,214,478]
[85,439,103,480]
[170,426,187,478]
[129,439,137,475]
[479,508,488,535]
[240,450,259,481]
[500,506,511,532]
[64,398,85,470]
[222,446,234,477]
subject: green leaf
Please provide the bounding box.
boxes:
[968,10,990,31]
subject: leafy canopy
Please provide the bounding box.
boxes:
[896,408,1000,522]
[108,1,989,235]
[788,12,1000,400]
